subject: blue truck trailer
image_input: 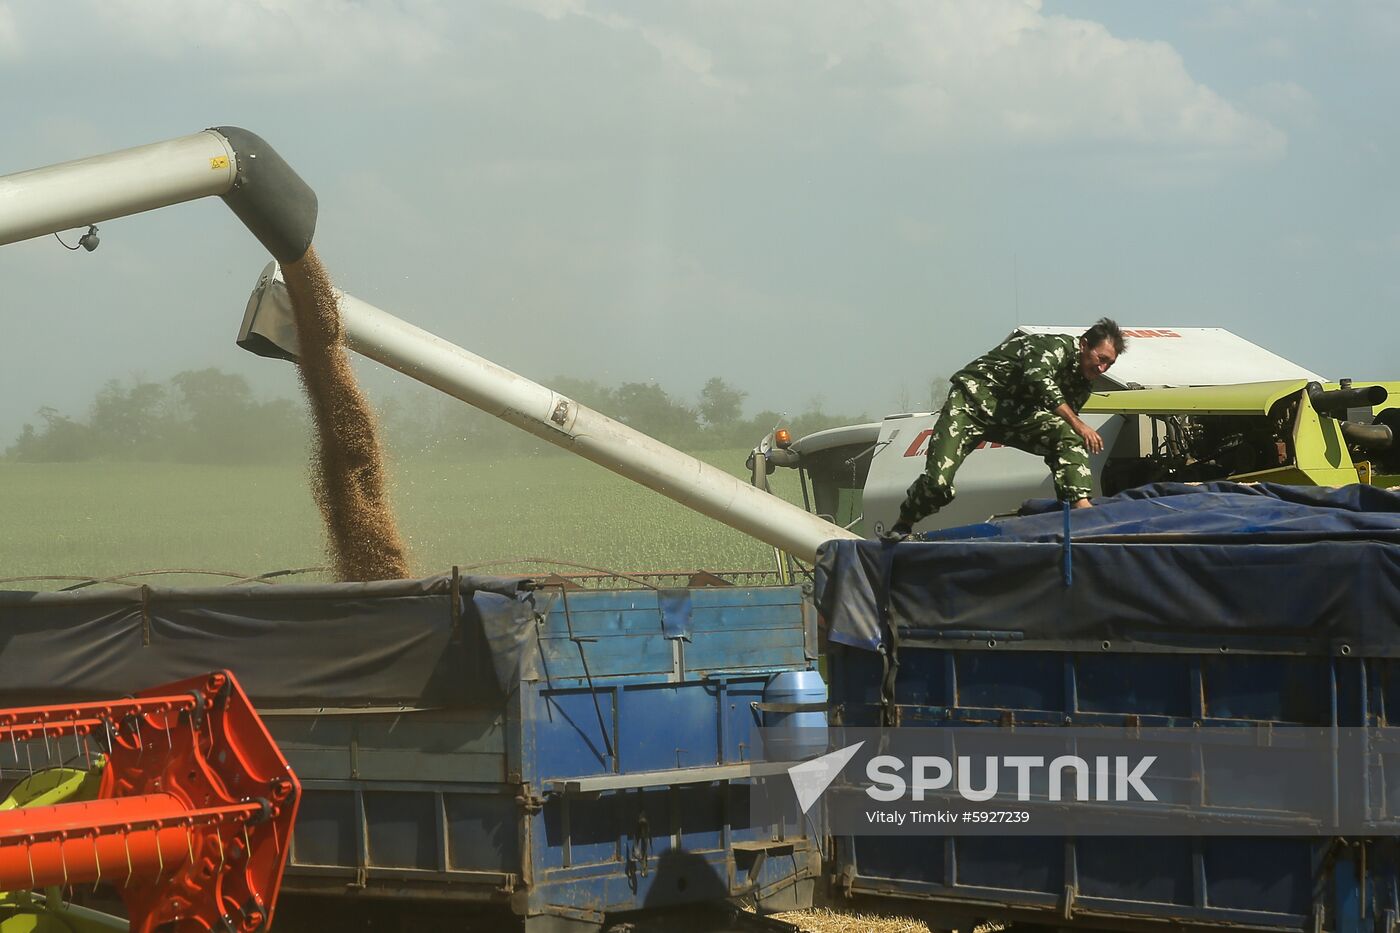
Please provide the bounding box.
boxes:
[812,482,1400,933]
[7,488,1400,933]
[0,572,822,932]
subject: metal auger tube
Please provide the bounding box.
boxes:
[0,127,316,262]
[238,263,860,563]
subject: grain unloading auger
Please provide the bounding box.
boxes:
[0,671,299,933]
[0,129,315,263]
[0,129,856,565]
[237,263,860,564]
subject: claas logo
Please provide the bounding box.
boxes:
[905,431,1003,457]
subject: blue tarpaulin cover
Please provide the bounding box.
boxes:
[814,483,1400,653]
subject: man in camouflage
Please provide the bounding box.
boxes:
[891,319,1126,536]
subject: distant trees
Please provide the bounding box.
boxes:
[166,369,306,462]
[5,369,308,463]
[699,377,746,429]
[542,378,706,443]
[611,382,698,444]
[6,371,867,462]
[8,408,92,462]
[89,379,167,454]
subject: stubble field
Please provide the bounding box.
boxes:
[0,448,810,590]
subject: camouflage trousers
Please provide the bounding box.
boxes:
[898,385,1093,525]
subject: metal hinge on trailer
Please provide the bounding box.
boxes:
[835,862,857,899]
[627,812,651,879]
[514,783,545,813]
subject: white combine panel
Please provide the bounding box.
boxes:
[861,411,1125,535]
[1015,325,1325,388]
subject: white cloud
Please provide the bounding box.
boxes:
[7,1,1284,170]
[893,10,1278,155]
[80,0,446,83]
[512,0,586,22]
[518,0,1285,163]
[582,8,733,91]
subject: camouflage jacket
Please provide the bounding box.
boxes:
[950,333,1092,418]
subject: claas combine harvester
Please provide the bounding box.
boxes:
[749,327,1399,538]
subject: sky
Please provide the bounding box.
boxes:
[2,0,1397,447]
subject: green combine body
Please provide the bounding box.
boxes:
[1083,379,1400,493]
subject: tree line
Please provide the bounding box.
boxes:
[5,370,867,463]
[6,369,308,464]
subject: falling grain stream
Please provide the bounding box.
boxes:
[280,247,411,581]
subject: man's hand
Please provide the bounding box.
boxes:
[1071,418,1104,455]
[1054,403,1103,454]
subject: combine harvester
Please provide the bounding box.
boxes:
[749,327,1398,538]
[5,129,1400,932]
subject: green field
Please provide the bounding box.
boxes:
[0,449,811,590]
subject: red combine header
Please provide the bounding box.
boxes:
[0,671,298,933]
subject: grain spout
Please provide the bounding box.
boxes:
[280,247,410,581]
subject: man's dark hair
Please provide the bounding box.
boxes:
[1083,317,1126,355]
